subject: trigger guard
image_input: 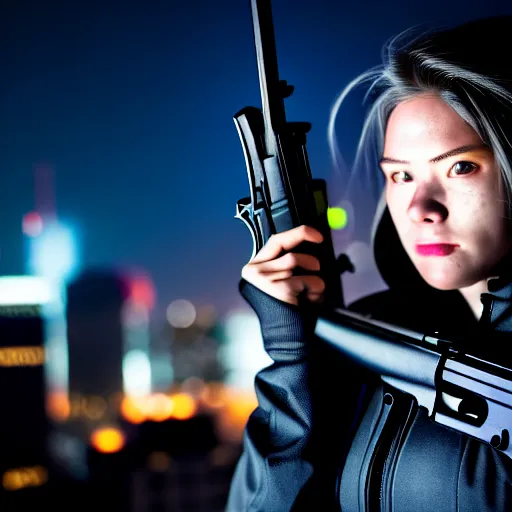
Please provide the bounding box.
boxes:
[236,200,263,260]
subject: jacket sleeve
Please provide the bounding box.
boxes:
[226,280,362,511]
[226,279,321,511]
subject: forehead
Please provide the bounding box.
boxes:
[383,94,481,159]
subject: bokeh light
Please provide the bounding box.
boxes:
[166,299,196,328]
[327,207,348,230]
[146,393,174,422]
[29,221,78,282]
[120,395,146,424]
[46,391,70,422]
[129,276,155,310]
[90,427,125,453]
[123,350,152,397]
[22,212,44,237]
[0,276,52,306]
[168,392,197,420]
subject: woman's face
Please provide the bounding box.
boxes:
[381,94,511,290]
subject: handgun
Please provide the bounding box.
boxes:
[234,0,353,308]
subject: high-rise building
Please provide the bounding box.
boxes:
[62,269,155,445]
[53,269,156,509]
[0,276,51,508]
[66,269,127,428]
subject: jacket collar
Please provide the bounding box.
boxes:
[479,250,512,332]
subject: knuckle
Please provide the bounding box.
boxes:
[284,252,298,266]
[241,263,257,278]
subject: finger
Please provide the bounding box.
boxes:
[242,264,293,284]
[275,274,326,300]
[262,269,294,281]
[291,275,326,296]
[251,225,323,264]
[243,265,301,284]
[307,292,324,304]
[241,264,325,306]
[254,252,320,274]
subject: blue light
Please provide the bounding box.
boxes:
[29,221,79,284]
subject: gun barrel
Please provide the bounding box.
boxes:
[250,0,286,156]
[315,309,441,387]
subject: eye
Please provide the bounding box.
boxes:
[449,161,478,176]
[390,170,413,184]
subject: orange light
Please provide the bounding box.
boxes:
[225,390,257,425]
[120,396,146,424]
[2,466,48,491]
[46,391,70,422]
[169,392,197,420]
[83,396,108,420]
[0,346,44,367]
[90,427,125,453]
[199,382,227,409]
[217,388,258,443]
[121,392,198,424]
[146,393,174,422]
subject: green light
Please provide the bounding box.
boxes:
[327,207,348,230]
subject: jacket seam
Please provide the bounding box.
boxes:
[455,436,468,512]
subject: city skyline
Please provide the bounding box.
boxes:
[2,0,512,319]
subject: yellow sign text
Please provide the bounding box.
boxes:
[2,466,48,491]
[0,347,45,367]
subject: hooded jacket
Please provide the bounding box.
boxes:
[226,205,512,512]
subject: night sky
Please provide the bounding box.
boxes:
[2,0,512,320]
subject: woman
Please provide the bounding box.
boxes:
[227,16,512,512]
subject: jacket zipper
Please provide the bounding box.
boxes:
[365,391,397,512]
[378,397,416,512]
[365,386,416,512]
[379,439,395,508]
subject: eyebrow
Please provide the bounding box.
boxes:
[379,144,489,165]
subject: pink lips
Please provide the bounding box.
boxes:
[415,244,459,256]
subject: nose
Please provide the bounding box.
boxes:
[407,184,448,224]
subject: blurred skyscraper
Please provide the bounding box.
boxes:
[49,268,156,476]
[0,276,51,508]
[65,269,127,439]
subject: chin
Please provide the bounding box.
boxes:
[415,264,475,291]
[421,277,460,291]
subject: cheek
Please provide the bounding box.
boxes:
[454,185,510,257]
[456,184,505,232]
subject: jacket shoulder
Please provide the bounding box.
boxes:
[347,289,396,318]
[347,288,427,330]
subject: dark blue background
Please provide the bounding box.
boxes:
[2,0,511,317]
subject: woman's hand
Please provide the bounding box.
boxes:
[241,225,325,306]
